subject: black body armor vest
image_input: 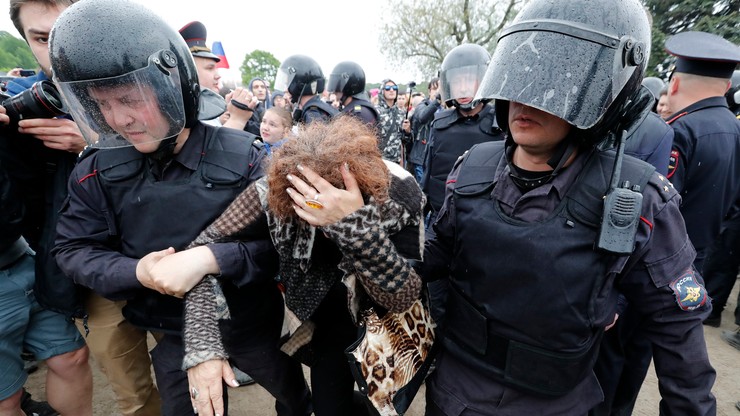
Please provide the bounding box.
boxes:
[425,105,503,213]
[444,141,653,396]
[95,124,257,334]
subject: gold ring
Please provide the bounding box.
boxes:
[305,199,324,209]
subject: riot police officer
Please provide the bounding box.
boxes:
[421,43,504,218]
[274,54,337,125]
[50,1,311,415]
[326,61,378,125]
[417,0,716,414]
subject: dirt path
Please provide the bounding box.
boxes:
[25,283,740,415]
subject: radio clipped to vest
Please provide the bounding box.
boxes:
[597,129,644,254]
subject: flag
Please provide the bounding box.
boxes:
[212,41,230,69]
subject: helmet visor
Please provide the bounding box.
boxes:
[440,63,488,103]
[55,51,185,148]
[273,66,296,95]
[476,25,624,129]
[326,72,347,94]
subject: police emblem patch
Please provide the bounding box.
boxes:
[666,149,679,179]
[669,269,707,311]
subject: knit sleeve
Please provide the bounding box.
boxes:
[321,171,424,312]
[182,276,229,369]
[182,179,266,369]
[188,180,265,248]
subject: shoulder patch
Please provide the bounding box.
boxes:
[669,268,707,311]
[666,149,679,179]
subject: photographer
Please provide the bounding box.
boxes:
[408,77,441,183]
[0,1,93,413]
[0,1,96,415]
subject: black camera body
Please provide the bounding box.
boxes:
[0,80,68,124]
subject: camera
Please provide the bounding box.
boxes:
[0,80,68,123]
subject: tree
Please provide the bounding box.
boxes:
[0,31,37,73]
[240,50,280,87]
[378,0,522,78]
[643,0,740,77]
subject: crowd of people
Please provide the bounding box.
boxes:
[1,0,740,415]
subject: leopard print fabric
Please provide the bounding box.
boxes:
[349,299,436,416]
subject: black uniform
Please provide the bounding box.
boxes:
[419,141,716,415]
[421,103,503,215]
[666,96,740,270]
[54,122,311,415]
[339,97,378,126]
[664,30,740,272]
[299,95,337,125]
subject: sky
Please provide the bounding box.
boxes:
[0,0,420,86]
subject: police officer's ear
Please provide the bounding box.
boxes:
[668,76,680,96]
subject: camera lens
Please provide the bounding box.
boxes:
[2,80,68,121]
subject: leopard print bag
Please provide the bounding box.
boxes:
[345,297,438,416]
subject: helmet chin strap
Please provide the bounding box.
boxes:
[454,99,475,110]
[506,133,580,190]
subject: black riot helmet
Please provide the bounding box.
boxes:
[274,55,325,104]
[327,61,366,101]
[50,0,200,149]
[477,0,651,139]
[439,43,490,110]
[641,77,665,103]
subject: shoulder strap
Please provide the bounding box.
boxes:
[567,149,655,228]
[454,141,506,196]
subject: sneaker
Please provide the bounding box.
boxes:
[20,389,59,416]
[720,327,740,352]
[231,366,255,386]
[702,315,721,328]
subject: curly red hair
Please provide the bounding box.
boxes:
[267,115,390,219]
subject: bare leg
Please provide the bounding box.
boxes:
[45,346,93,416]
[0,388,25,416]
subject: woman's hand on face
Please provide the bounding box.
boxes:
[286,163,364,227]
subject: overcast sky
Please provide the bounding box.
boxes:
[0,0,420,85]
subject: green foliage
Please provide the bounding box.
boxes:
[643,0,740,78]
[239,50,280,87]
[379,0,523,78]
[0,31,37,72]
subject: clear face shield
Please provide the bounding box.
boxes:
[55,50,186,148]
[274,66,296,98]
[476,21,638,130]
[440,63,488,104]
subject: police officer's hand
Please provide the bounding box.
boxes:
[136,247,176,292]
[18,118,86,153]
[0,105,9,126]
[187,359,238,416]
[286,162,364,227]
[145,246,221,297]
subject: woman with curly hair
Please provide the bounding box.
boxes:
[169,116,425,416]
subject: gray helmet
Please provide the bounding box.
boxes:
[642,77,666,102]
[439,43,490,110]
[477,0,650,136]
